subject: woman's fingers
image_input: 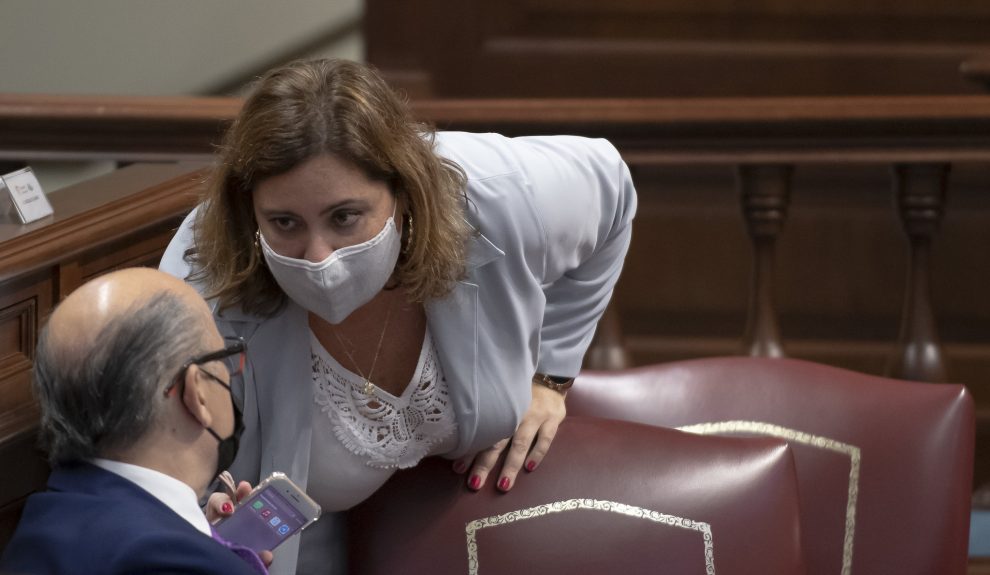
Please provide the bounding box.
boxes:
[465,438,509,490]
[206,479,255,523]
[234,480,253,503]
[463,383,567,493]
[526,383,567,452]
[493,419,541,492]
[259,550,274,567]
[523,416,562,473]
[217,471,236,498]
[499,384,567,489]
[451,455,472,475]
[206,492,235,523]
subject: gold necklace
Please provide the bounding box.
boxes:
[330,297,396,395]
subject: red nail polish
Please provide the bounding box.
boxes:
[469,475,481,490]
[222,502,233,514]
[498,477,510,491]
[453,461,467,474]
[525,460,537,472]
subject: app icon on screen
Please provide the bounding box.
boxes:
[278,524,290,536]
[252,500,264,510]
[269,517,282,527]
[261,509,272,518]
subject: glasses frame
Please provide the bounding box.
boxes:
[164,337,247,399]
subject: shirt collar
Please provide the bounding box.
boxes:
[90,458,212,537]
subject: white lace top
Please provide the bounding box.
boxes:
[305,329,458,511]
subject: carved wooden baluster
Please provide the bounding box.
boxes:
[960,53,990,92]
[738,165,793,358]
[585,304,631,370]
[887,163,950,382]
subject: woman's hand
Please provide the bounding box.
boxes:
[205,479,253,522]
[206,479,275,567]
[453,383,567,492]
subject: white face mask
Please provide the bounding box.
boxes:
[259,213,401,324]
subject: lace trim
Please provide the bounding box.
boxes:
[312,330,456,469]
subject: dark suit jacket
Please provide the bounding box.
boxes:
[0,462,258,574]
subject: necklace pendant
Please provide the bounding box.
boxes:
[362,379,375,395]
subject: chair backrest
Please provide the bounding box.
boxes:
[347,416,806,575]
[568,357,974,575]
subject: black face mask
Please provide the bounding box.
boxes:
[204,397,244,480]
[195,364,246,480]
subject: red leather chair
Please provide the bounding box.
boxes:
[569,357,974,575]
[347,417,806,575]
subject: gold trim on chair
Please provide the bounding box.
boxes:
[464,499,716,575]
[678,420,861,575]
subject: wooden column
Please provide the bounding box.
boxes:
[887,163,950,382]
[960,53,990,92]
[738,165,793,358]
[585,305,631,370]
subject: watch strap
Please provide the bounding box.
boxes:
[532,372,574,393]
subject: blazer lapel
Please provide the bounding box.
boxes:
[427,230,504,457]
[218,302,315,491]
[247,303,315,487]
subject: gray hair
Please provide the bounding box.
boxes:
[33,290,207,465]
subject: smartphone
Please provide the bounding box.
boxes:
[213,472,322,553]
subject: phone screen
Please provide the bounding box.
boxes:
[214,484,311,552]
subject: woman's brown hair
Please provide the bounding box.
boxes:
[188,58,470,316]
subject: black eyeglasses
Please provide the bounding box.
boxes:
[165,337,247,410]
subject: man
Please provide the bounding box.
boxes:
[0,268,267,574]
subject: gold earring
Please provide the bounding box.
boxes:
[403,213,414,254]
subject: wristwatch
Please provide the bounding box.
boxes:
[532,372,574,393]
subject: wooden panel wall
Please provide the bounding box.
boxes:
[0,163,204,550]
[366,0,990,98]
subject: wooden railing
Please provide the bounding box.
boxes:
[0,94,239,162]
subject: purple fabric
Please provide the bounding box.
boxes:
[210,526,269,575]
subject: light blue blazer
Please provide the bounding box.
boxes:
[160,131,637,573]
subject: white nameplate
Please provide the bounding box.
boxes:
[0,167,54,224]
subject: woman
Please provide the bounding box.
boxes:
[160,58,636,574]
